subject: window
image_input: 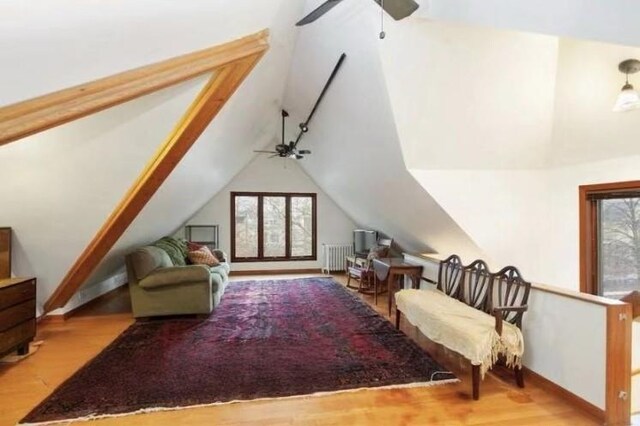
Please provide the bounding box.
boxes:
[580,181,640,298]
[231,192,317,262]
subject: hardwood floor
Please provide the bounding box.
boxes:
[0,274,602,425]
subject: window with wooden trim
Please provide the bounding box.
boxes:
[580,181,640,298]
[231,192,317,262]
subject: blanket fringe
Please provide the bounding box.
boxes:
[18,379,460,426]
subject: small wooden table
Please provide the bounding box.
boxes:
[372,258,423,315]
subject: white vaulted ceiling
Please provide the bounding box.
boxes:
[0,0,306,309]
[4,0,640,310]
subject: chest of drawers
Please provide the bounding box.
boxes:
[0,277,36,357]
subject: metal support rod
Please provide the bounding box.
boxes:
[292,53,347,148]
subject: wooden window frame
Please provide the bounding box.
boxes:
[579,180,640,295]
[230,191,317,263]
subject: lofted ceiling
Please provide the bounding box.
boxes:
[4,0,640,310]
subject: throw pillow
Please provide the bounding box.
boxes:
[188,246,220,267]
[187,241,204,251]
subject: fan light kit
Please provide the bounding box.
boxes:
[254,53,347,160]
[613,59,640,112]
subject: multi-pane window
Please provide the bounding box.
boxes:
[231,192,316,262]
[580,182,640,298]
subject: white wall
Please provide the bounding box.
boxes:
[0,1,304,310]
[185,154,356,272]
[551,38,640,166]
[379,20,558,169]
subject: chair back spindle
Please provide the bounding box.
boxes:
[437,254,464,298]
[490,266,531,328]
[461,259,492,312]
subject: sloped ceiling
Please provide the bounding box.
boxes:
[6,0,640,307]
[281,0,482,259]
[374,14,640,287]
[0,0,305,308]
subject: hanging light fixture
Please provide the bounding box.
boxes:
[613,59,640,112]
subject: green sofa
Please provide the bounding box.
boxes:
[125,238,230,318]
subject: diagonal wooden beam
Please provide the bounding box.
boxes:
[44,47,267,312]
[0,29,268,147]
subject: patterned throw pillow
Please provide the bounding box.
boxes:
[187,246,220,267]
[186,241,204,251]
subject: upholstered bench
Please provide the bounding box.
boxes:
[395,255,530,400]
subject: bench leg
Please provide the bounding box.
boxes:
[395,309,401,329]
[514,365,525,388]
[472,364,480,400]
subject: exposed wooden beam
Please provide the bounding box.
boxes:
[0,30,268,147]
[44,40,267,312]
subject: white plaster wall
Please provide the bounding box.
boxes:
[422,0,640,48]
[546,156,640,288]
[379,20,558,169]
[410,169,549,282]
[551,38,640,166]
[185,155,356,272]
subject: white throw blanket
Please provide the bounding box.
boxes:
[396,288,524,378]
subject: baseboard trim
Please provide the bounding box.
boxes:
[229,268,323,276]
[41,284,129,322]
[523,367,604,421]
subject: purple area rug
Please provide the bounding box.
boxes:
[21,277,457,424]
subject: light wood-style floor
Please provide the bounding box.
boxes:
[0,274,602,425]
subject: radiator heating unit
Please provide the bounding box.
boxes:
[322,244,354,274]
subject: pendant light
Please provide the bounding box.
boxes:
[613,59,640,112]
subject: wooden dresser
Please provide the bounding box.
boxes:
[0,277,36,357]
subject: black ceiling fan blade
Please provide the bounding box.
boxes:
[254,150,278,154]
[296,0,344,26]
[298,149,311,155]
[372,0,419,20]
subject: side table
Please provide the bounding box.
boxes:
[372,258,423,315]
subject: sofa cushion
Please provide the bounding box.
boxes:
[210,263,230,279]
[188,246,220,266]
[139,265,211,288]
[129,246,174,281]
[153,237,188,266]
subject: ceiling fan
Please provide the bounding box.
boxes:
[296,0,419,26]
[254,53,347,160]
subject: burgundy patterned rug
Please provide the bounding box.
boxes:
[21,277,457,424]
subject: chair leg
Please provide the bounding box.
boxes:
[395,309,401,329]
[347,273,351,287]
[514,365,525,388]
[472,364,480,400]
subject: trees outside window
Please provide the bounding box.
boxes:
[579,181,640,298]
[231,192,316,262]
